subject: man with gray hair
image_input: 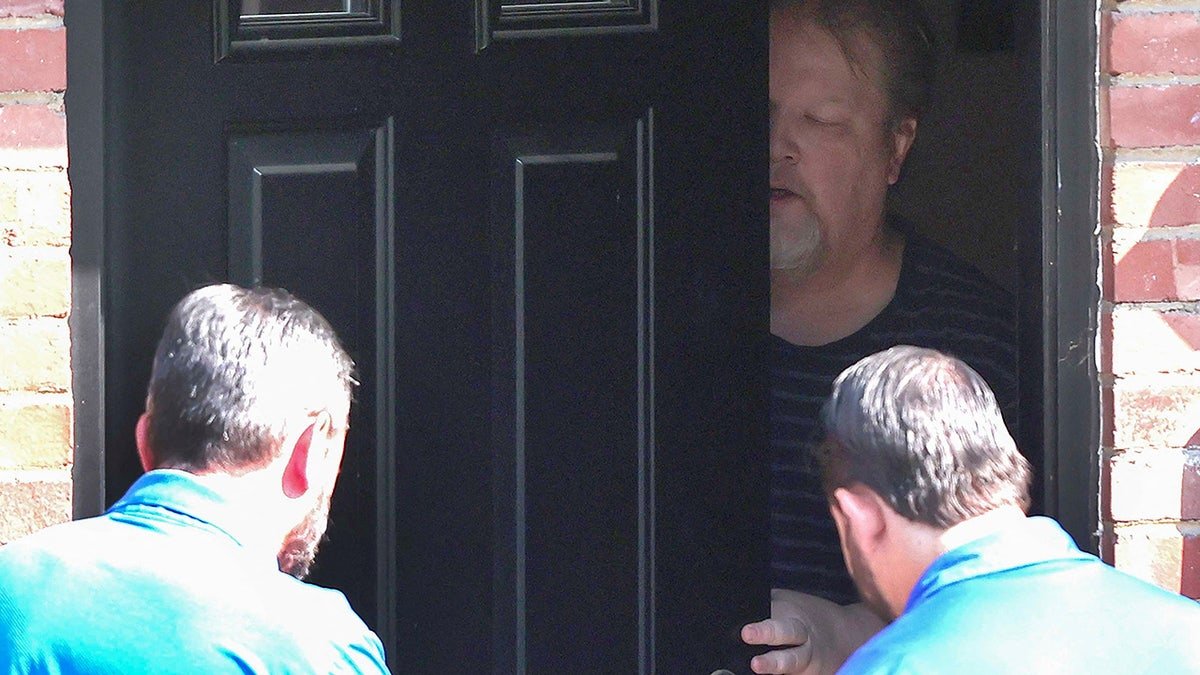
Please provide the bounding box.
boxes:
[817,346,1200,673]
[0,284,389,672]
[746,0,1019,671]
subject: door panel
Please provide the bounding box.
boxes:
[96,2,767,672]
[491,119,652,672]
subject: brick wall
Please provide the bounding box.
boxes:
[1104,0,1200,598]
[0,0,70,543]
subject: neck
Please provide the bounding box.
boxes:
[183,466,298,563]
[936,505,1027,554]
[771,227,904,346]
[879,505,1026,619]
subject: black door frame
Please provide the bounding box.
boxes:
[1033,0,1101,553]
[65,1,1102,548]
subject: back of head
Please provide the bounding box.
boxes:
[771,0,937,130]
[819,345,1030,528]
[145,284,356,473]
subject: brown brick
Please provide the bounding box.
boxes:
[0,169,69,245]
[0,178,16,224]
[0,249,69,318]
[1112,376,1200,449]
[0,319,69,392]
[1111,522,1200,597]
[0,1,63,18]
[1110,85,1200,147]
[0,472,69,544]
[1110,12,1200,76]
[1109,450,1200,521]
[0,400,69,468]
[1111,162,1200,228]
[0,28,64,92]
[1111,308,1200,375]
[1101,156,1115,226]
[0,105,65,150]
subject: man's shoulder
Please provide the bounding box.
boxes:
[0,518,389,674]
[900,233,1013,311]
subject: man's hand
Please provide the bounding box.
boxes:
[741,589,884,675]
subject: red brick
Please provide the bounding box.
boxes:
[0,28,65,91]
[1178,238,1200,265]
[1152,165,1200,228]
[1113,238,1180,301]
[1100,524,1116,566]
[0,105,64,149]
[0,1,63,18]
[1110,85,1200,147]
[1185,530,1200,598]
[1110,13,1200,76]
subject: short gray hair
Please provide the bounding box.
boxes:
[145,284,356,472]
[818,346,1030,528]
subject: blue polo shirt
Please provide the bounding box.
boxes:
[840,516,1200,674]
[0,470,389,673]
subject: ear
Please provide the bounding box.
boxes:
[281,422,317,500]
[135,413,155,472]
[830,484,888,552]
[886,118,918,185]
[281,411,341,500]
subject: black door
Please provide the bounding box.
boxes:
[74,1,768,672]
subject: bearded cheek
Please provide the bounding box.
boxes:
[770,215,821,270]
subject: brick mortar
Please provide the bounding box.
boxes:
[0,17,61,30]
[0,93,63,110]
[1113,146,1200,160]
[1109,226,1200,245]
[1106,223,1200,237]
[1110,440,1200,449]
[1108,2,1200,13]
[0,389,70,401]
[1109,301,1200,313]
[0,468,69,482]
[1110,520,1200,533]
[1110,75,1200,86]
[1110,371,1200,384]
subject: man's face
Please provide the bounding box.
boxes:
[769,11,906,275]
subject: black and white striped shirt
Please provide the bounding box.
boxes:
[770,233,1018,603]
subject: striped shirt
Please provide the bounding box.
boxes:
[770,233,1018,603]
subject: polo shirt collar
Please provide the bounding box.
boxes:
[106,469,261,551]
[906,516,1093,614]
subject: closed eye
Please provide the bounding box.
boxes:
[805,114,840,127]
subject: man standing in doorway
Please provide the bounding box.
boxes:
[744,1,1018,672]
[0,284,390,673]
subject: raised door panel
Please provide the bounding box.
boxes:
[226,121,398,640]
[491,117,653,672]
